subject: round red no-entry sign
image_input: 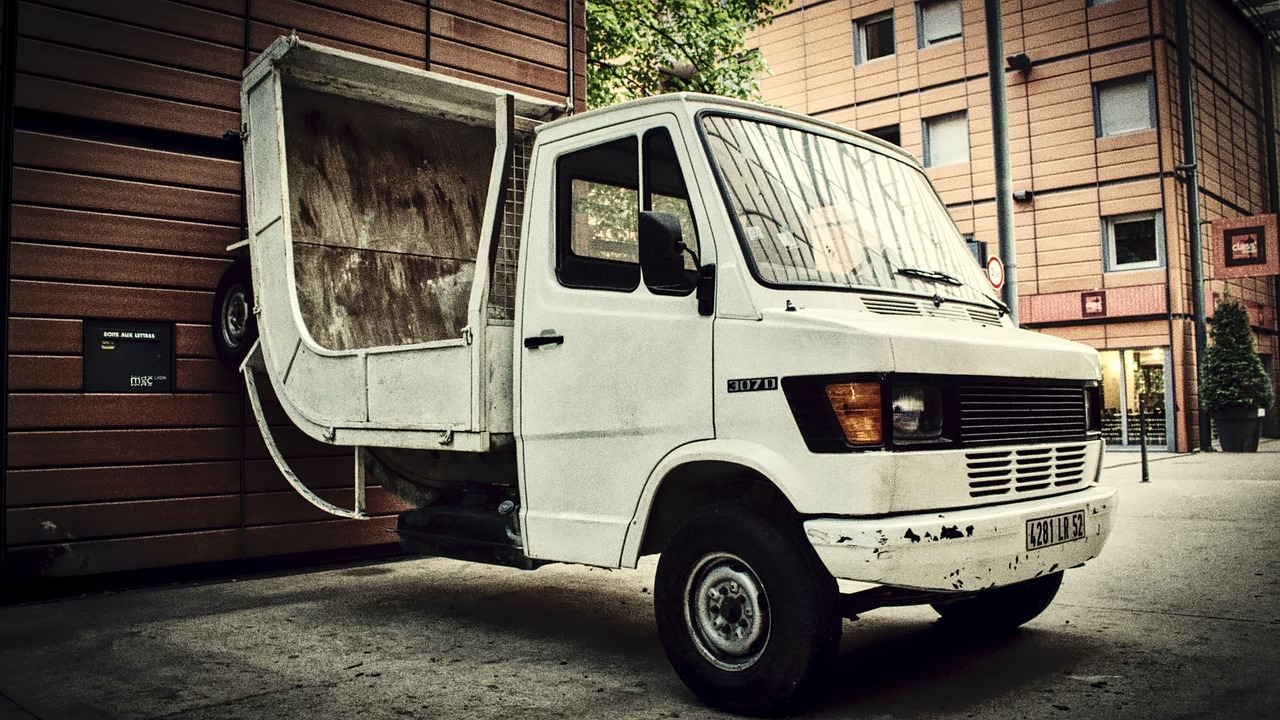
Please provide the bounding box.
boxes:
[986,255,1005,289]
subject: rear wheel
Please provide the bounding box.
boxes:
[654,503,839,716]
[212,259,256,369]
[931,572,1063,631]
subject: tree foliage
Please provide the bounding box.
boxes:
[586,0,788,108]
[1199,297,1275,412]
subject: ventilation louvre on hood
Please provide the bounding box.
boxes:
[861,297,1003,326]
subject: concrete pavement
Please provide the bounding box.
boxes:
[2,440,1277,719]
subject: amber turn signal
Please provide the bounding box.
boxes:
[824,382,883,445]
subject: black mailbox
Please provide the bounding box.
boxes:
[83,320,174,393]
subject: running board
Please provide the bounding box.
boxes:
[241,341,368,520]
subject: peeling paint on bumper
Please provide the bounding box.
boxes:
[804,485,1117,592]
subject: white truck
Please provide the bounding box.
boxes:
[217,37,1117,715]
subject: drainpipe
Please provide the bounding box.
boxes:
[1264,46,1280,437]
[1175,0,1211,451]
[566,0,576,113]
[985,0,1018,323]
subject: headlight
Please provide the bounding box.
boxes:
[892,385,943,440]
[824,382,883,445]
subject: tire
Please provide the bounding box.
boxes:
[931,572,1063,631]
[654,503,840,716]
[212,259,257,369]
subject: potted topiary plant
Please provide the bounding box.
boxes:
[1199,297,1275,452]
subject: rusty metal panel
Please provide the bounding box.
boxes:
[7,394,242,430]
[12,206,240,256]
[283,85,491,349]
[242,517,399,557]
[14,131,241,190]
[5,529,242,577]
[18,3,243,77]
[16,74,240,139]
[6,462,241,505]
[292,244,473,349]
[6,496,241,544]
[245,487,405,525]
[254,0,426,59]
[7,428,243,469]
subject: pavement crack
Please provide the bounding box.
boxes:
[1057,603,1278,626]
[142,686,325,719]
[0,691,43,719]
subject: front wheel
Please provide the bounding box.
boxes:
[654,503,839,716]
[931,571,1063,631]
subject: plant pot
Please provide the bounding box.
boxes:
[1213,407,1262,452]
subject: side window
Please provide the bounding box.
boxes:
[557,136,640,291]
[644,128,700,276]
[1094,74,1155,137]
[1103,211,1164,271]
[853,12,895,65]
[922,111,969,167]
[917,0,962,48]
[555,127,699,294]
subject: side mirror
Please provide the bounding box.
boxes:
[638,211,695,295]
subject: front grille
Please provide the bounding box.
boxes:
[959,383,1087,446]
[966,444,1088,498]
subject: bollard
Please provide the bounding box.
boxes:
[1138,398,1151,483]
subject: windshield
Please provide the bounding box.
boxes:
[700,113,993,306]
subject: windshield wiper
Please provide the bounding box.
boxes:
[895,267,963,286]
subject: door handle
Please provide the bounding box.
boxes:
[523,334,564,349]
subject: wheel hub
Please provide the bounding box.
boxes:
[685,553,768,670]
[221,287,249,349]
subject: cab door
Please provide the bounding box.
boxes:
[517,117,713,566]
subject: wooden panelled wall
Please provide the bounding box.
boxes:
[753,0,1280,452]
[3,0,584,579]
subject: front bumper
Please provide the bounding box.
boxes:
[804,484,1117,592]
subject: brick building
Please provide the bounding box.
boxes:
[1,0,584,580]
[751,0,1280,453]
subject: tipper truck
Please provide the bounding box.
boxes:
[216,36,1117,715]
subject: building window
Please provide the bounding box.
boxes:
[854,12,894,64]
[917,0,962,48]
[1104,212,1164,271]
[1094,74,1155,137]
[864,124,901,146]
[922,111,968,167]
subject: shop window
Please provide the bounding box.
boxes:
[917,0,962,48]
[1104,211,1163,271]
[922,111,969,167]
[1100,348,1169,448]
[1094,74,1155,137]
[854,12,895,65]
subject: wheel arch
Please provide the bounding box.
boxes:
[620,440,805,566]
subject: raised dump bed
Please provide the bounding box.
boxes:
[240,37,562,455]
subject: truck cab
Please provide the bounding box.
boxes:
[228,38,1115,716]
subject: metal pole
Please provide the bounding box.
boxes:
[1138,369,1151,483]
[1264,46,1280,438]
[1175,0,1211,451]
[985,0,1018,323]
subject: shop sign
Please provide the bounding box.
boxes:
[1211,214,1279,279]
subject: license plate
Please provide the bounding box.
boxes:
[1026,510,1086,551]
